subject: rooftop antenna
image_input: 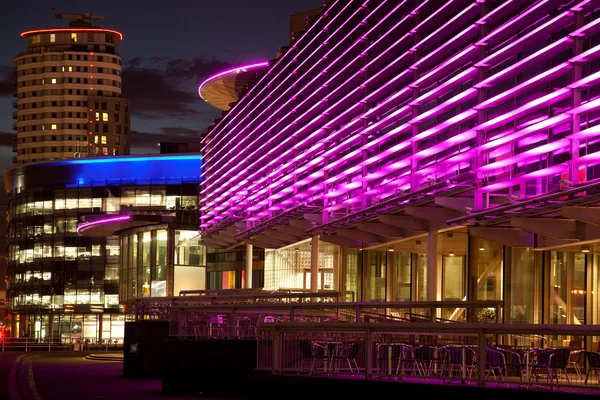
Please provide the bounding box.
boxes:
[52,10,106,27]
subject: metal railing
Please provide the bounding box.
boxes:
[167,300,503,339]
[256,322,600,393]
[128,290,342,322]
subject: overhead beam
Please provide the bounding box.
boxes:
[303,213,322,223]
[469,227,534,247]
[337,228,385,243]
[356,222,405,238]
[262,229,301,242]
[289,220,314,229]
[536,235,579,249]
[320,234,363,248]
[245,238,278,249]
[201,236,230,247]
[200,239,227,249]
[212,233,238,244]
[378,214,428,231]
[254,234,290,247]
[435,197,474,212]
[275,224,308,236]
[404,206,463,223]
[562,206,600,227]
[511,218,577,239]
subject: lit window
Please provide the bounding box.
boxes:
[41,78,45,85]
[102,113,109,122]
[94,136,99,144]
[102,147,108,155]
[112,148,118,155]
[51,78,57,84]
[68,66,73,72]
[71,33,77,42]
[95,112,100,121]
[51,124,57,130]
[61,66,64,72]
[101,136,107,144]
[50,34,56,43]
[32,35,40,44]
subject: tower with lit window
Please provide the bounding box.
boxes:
[13,12,130,164]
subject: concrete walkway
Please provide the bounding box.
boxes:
[11,352,243,400]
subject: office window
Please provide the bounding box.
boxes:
[61,66,65,72]
[101,136,107,145]
[51,124,57,130]
[115,103,120,111]
[115,135,120,144]
[103,125,108,133]
[95,112,100,121]
[50,33,56,43]
[88,33,93,42]
[116,126,121,134]
[71,33,77,42]
[114,113,119,123]
[41,79,45,85]
[94,136,99,144]
[32,35,40,44]
[102,147,108,155]
[51,78,57,84]
[68,66,73,72]
[112,148,118,155]
[102,113,108,122]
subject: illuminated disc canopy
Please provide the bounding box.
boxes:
[198,62,270,111]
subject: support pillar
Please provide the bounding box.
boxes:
[245,243,253,289]
[332,247,340,291]
[426,230,440,301]
[311,235,320,292]
[167,229,176,296]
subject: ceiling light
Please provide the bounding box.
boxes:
[388,248,394,252]
[582,245,590,253]
[479,247,485,251]
[449,252,455,257]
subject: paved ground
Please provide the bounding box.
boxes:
[11,352,243,400]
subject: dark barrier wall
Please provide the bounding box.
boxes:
[162,339,257,396]
[123,321,170,378]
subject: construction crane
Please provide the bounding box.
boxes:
[52,11,106,27]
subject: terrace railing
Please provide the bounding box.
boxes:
[256,322,600,393]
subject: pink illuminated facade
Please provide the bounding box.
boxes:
[200,1,600,327]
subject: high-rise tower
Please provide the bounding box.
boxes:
[13,12,130,164]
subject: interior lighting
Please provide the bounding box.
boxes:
[388,248,394,252]
[449,252,455,257]
[582,245,590,253]
[479,247,485,251]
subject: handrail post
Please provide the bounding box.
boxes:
[356,305,361,323]
[272,327,282,375]
[231,308,237,338]
[365,326,372,381]
[477,328,486,388]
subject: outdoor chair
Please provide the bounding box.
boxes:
[485,346,509,387]
[332,342,360,374]
[440,345,477,383]
[399,343,438,379]
[585,351,600,385]
[531,348,571,389]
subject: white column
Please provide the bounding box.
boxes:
[245,243,253,289]
[426,230,439,301]
[311,235,320,292]
[332,247,340,291]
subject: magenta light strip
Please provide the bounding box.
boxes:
[76,215,131,234]
[203,5,581,205]
[200,0,600,237]
[200,0,445,189]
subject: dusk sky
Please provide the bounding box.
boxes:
[0,0,325,171]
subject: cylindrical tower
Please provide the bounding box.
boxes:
[13,21,130,164]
